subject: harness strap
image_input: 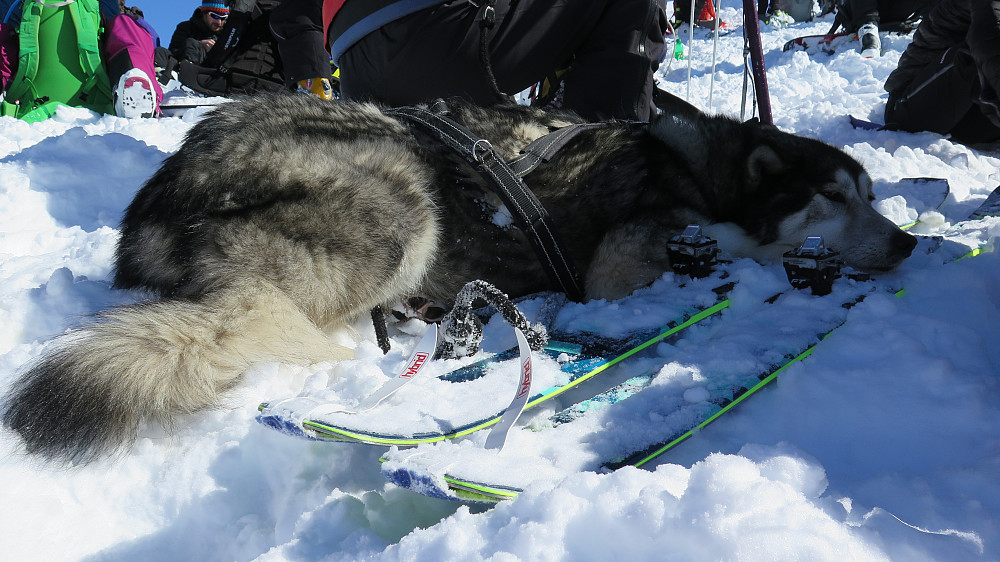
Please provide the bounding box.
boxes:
[508,123,604,177]
[67,0,109,101]
[7,0,40,104]
[68,0,101,77]
[389,106,586,302]
[469,0,507,103]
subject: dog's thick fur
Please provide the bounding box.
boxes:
[1,94,916,462]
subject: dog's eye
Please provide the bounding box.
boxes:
[822,190,846,203]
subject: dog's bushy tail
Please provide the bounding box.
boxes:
[1,280,350,463]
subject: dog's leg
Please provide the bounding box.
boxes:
[584,222,673,301]
[393,297,447,323]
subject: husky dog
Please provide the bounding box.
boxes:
[1,94,915,462]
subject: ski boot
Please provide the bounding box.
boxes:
[114,68,156,118]
[859,23,881,58]
[296,77,335,101]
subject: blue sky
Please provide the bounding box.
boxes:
[138,3,197,45]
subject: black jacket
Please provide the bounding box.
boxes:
[885,0,1000,124]
[327,0,443,63]
[169,9,219,65]
[175,0,285,97]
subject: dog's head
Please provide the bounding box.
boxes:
[650,114,916,271]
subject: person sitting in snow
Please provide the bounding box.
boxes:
[327,0,672,122]
[172,0,287,97]
[828,0,938,57]
[169,1,228,65]
[883,0,1000,143]
[207,0,335,100]
[165,0,335,100]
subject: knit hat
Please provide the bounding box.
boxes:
[199,1,229,14]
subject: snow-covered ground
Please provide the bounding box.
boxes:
[2,12,999,561]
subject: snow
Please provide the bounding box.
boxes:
[2,12,1000,561]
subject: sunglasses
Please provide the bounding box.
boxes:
[208,11,228,21]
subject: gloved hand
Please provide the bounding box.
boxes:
[224,0,258,12]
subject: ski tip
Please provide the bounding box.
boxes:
[848,114,883,131]
[969,185,1000,219]
[255,412,314,440]
[383,467,453,501]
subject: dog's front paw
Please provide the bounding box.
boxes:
[392,296,447,323]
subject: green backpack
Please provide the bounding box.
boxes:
[1,0,113,122]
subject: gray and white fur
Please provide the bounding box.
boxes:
[1,94,916,462]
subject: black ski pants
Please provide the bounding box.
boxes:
[338,0,668,122]
[270,0,331,86]
[885,46,1000,144]
[836,0,937,31]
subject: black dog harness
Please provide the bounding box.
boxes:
[388,104,602,303]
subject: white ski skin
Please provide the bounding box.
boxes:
[356,324,438,412]
[484,327,533,450]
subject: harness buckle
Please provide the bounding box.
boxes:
[472,138,494,163]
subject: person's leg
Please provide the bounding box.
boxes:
[884,47,998,142]
[950,105,1000,143]
[674,0,707,23]
[873,0,936,30]
[842,0,882,56]
[548,0,667,120]
[483,0,666,120]
[105,14,162,116]
[270,0,330,87]
[758,0,770,18]
[339,0,666,120]
[838,0,879,30]
[338,0,568,107]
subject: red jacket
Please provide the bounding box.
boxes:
[322,0,346,50]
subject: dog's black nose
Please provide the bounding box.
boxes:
[893,230,918,260]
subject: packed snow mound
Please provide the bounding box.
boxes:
[2,12,1000,561]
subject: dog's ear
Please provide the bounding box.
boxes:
[745,145,786,190]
